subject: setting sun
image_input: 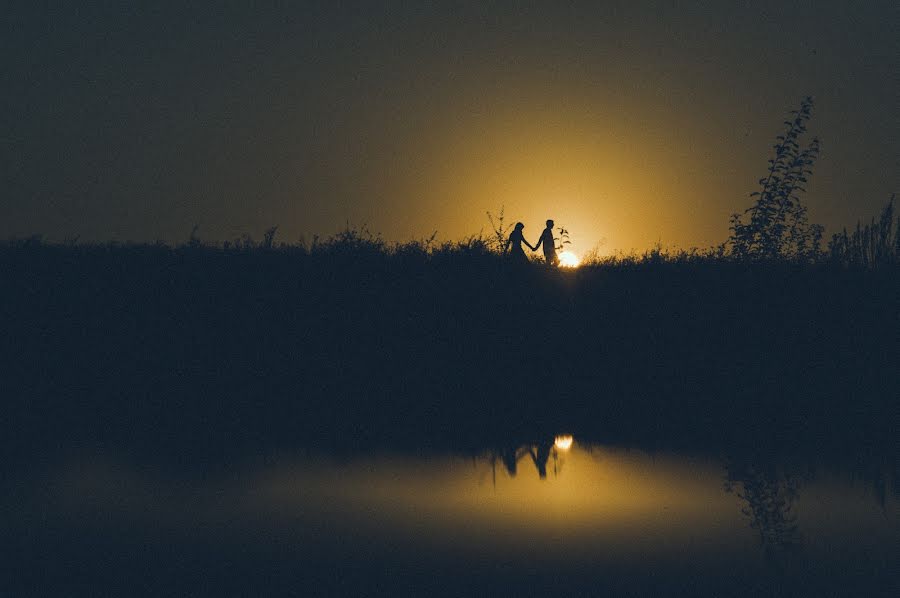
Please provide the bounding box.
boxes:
[558,251,580,268]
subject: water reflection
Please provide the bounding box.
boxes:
[725,460,802,559]
[6,438,898,596]
[487,438,562,480]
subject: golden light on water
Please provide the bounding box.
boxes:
[42,444,900,576]
[554,435,574,450]
[558,251,580,268]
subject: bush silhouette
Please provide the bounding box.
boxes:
[729,97,823,261]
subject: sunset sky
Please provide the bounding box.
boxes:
[3,2,897,254]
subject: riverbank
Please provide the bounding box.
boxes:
[2,239,896,466]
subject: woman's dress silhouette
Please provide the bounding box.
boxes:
[504,222,534,264]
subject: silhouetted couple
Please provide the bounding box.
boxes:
[504,220,558,266]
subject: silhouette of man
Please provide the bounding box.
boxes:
[533,220,558,266]
[504,222,534,264]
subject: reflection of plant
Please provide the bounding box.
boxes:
[725,463,802,559]
[729,97,823,261]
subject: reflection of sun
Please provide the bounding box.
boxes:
[554,435,574,450]
[558,251,580,268]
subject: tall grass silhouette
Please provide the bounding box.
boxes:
[828,195,899,268]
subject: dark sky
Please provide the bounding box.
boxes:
[3,1,897,253]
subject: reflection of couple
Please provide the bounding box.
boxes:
[504,219,558,266]
[500,440,555,479]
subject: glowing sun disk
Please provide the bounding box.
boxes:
[558,251,580,268]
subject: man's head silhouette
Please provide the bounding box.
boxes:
[546,220,554,228]
[515,222,525,230]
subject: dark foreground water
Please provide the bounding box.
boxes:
[5,438,898,597]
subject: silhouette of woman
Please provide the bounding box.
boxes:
[504,222,534,264]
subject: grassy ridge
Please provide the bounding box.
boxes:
[2,235,897,466]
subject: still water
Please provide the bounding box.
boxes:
[6,439,898,596]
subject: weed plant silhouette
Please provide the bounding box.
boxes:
[729,97,823,261]
[188,224,201,248]
[486,206,513,253]
[555,226,571,252]
[262,226,279,249]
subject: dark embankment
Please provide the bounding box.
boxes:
[2,239,897,467]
